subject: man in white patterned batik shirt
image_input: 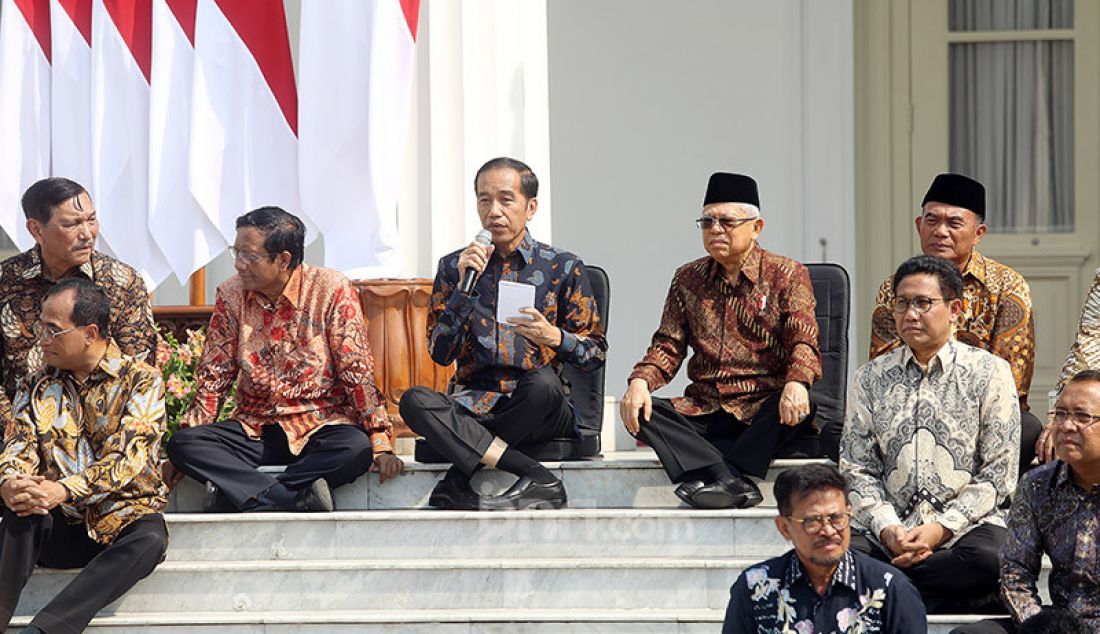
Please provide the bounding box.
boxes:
[723,463,926,633]
[841,255,1021,615]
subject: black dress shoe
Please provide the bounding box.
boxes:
[294,479,335,512]
[202,481,236,513]
[428,477,482,510]
[479,476,567,511]
[674,480,705,506]
[690,476,764,509]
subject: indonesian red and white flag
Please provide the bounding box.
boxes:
[299,0,420,277]
[50,0,94,204]
[189,0,310,244]
[91,0,171,287]
[148,0,225,282]
[0,0,50,250]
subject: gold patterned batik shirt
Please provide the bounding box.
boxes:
[0,339,168,544]
[0,246,158,428]
[1054,269,1100,398]
[869,250,1035,408]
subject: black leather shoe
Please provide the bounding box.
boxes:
[690,477,764,509]
[674,480,705,506]
[295,479,335,512]
[428,477,482,510]
[479,476,567,511]
[202,481,236,513]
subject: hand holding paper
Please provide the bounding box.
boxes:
[497,281,536,323]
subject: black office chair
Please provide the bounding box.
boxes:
[775,262,850,461]
[415,265,610,463]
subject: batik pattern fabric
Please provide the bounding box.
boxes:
[0,246,157,429]
[869,250,1035,408]
[1000,460,1100,629]
[723,549,926,633]
[840,340,1020,546]
[427,231,606,416]
[0,339,167,544]
[1053,269,1100,407]
[629,244,821,421]
[180,264,393,455]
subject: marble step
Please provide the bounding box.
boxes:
[5,609,1005,633]
[166,451,828,512]
[14,556,1051,618]
[162,509,784,561]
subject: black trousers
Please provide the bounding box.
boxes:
[950,618,1016,634]
[635,392,816,481]
[0,508,167,634]
[398,366,574,476]
[851,523,1007,614]
[166,420,374,510]
[1019,410,1043,471]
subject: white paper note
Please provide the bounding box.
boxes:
[497,281,537,323]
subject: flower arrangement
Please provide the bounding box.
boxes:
[157,327,235,444]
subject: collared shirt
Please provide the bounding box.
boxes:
[1054,269,1100,402]
[0,339,167,544]
[1000,460,1100,629]
[869,250,1035,408]
[840,339,1020,545]
[629,243,821,420]
[0,246,158,428]
[427,232,607,416]
[180,264,393,455]
[723,549,927,633]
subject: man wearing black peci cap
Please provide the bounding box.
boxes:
[869,173,1042,469]
[621,173,823,509]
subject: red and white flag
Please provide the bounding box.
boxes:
[148,0,224,282]
[299,0,420,277]
[0,0,50,250]
[50,0,94,203]
[91,0,171,287]
[189,0,309,244]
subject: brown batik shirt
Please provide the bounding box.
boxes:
[0,246,158,429]
[869,250,1035,409]
[629,243,822,421]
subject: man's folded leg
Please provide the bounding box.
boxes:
[166,420,274,510]
[901,524,1006,613]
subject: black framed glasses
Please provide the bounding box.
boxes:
[1049,409,1100,429]
[785,512,851,535]
[889,296,947,315]
[695,216,758,231]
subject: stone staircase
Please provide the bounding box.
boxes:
[11,452,1034,633]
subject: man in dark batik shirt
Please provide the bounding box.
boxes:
[621,172,822,510]
[956,370,1100,633]
[724,464,926,633]
[400,157,606,511]
[0,178,158,430]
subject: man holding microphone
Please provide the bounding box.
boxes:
[400,157,607,510]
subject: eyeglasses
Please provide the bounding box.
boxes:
[890,296,948,315]
[33,322,77,341]
[785,512,851,535]
[1049,409,1100,429]
[695,216,759,231]
[229,247,271,265]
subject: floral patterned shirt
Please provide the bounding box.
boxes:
[1053,269,1100,404]
[841,339,1020,546]
[0,246,158,429]
[0,339,167,544]
[428,231,606,416]
[723,549,926,633]
[180,264,393,455]
[870,250,1035,409]
[1000,460,1100,629]
[629,243,821,420]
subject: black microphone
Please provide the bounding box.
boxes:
[458,229,493,295]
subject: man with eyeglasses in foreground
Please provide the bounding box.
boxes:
[165,207,403,512]
[842,254,1021,614]
[0,177,158,436]
[956,370,1100,633]
[868,173,1041,469]
[621,173,822,509]
[0,278,168,633]
[723,463,926,632]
